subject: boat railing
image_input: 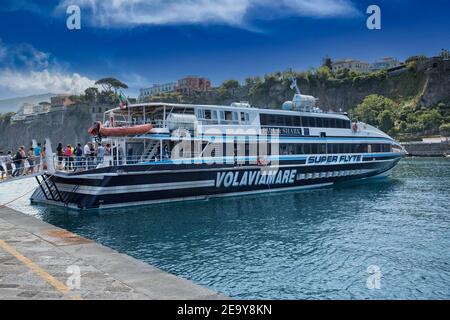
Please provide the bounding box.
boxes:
[49,152,172,173]
[111,119,166,128]
[0,155,50,183]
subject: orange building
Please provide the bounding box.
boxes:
[177,76,211,95]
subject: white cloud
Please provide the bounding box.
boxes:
[0,39,95,98]
[57,0,358,28]
[0,69,95,96]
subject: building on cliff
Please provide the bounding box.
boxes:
[371,57,403,71]
[139,76,212,101]
[177,76,211,96]
[332,59,371,74]
[50,94,74,112]
[139,82,178,101]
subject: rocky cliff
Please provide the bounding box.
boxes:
[0,105,93,151]
[184,57,449,112]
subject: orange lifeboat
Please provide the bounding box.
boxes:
[88,121,153,137]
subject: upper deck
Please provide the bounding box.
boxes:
[104,100,391,141]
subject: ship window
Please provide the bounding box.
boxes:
[327,144,333,154]
[311,144,318,154]
[204,110,212,120]
[318,144,326,154]
[304,128,310,136]
[224,111,233,122]
[259,114,265,124]
[334,144,341,153]
[316,118,323,128]
[276,115,284,126]
[295,144,305,154]
[306,117,316,127]
[303,144,311,154]
[344,144,351,153]
[240,112,250,124]
[304,117,311,127]
[355,144,368,153]
[232,112,239,124]
[371,144,381,152]
[260,113,268,125]
[268,114,276,125]
[323,118,330,128]
[211,110,218,124]
[345,120,351,129]
[329,118,337,128]
[293,116,301,127]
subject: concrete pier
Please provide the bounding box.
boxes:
[0,206,227,300]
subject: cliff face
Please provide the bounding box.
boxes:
[244,58,449,111]
[0,106,93,151]
[180,57,449,112]
[418,58,450,107]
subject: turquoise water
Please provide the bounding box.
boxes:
[1,158,449,299]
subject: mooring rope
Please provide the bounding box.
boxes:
[0,173,55,208]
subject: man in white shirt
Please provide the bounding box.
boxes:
[83,143,91,169]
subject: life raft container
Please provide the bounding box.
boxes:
[88,122,153,137]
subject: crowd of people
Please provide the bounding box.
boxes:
[0,141,118,181]
[55,141,113,171]
[0,143,46,180]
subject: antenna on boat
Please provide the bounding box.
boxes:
[290,77,301,95]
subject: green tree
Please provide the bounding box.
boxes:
[377,109,396,133]
[322,57,333,70]
[439,123,450,136]
[353,94,398,127]
[315,66,332,81]
[222,79,240,91]
[95,77,128,93]
[418,109,443,131]
[84,87,99,103]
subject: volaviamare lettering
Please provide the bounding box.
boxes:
[216,170,297,188]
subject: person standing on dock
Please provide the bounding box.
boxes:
[64,145,74,170]
[12,148,23,177]
[0,151,5,180]
[4,151,13,178]
[97,143,105,165]
[56,142,63,170]
[83,142,91,169]
[34,142,42,172]
[75,143,83,170]
[27,147,35,174]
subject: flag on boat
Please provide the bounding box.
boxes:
[118,91,128,109]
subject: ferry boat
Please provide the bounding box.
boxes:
[31,82,406,210]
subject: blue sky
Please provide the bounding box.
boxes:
[0,0,448,99]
